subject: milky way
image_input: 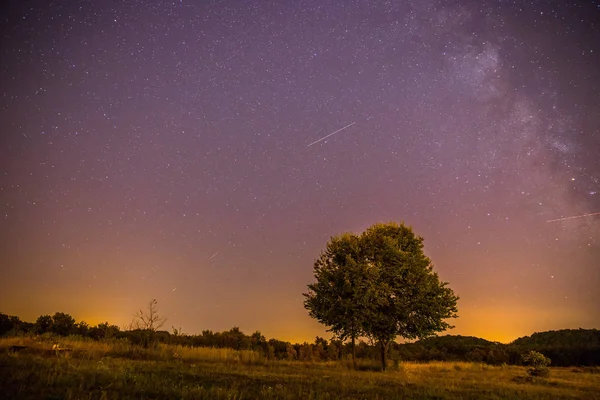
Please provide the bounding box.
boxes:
[1,1,599,342]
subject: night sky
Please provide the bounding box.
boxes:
[1,1,599,344]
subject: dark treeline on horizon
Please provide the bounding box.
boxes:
[1,311,599,367]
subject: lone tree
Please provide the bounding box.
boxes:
[304,222,459,371]
[132,299,167,331]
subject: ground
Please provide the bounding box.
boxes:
[1,337,598,399]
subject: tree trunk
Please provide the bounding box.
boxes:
[379,340,388,371]
[351,335,357,370]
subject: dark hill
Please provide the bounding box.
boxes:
[417,334,496,347]
[511,328,600,347]
[509,329,600,366]
[392,331,600,366]
[392,334,510,364]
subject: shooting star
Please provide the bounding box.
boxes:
[208,252,219,261]
[546,212,600,223]
[307,122,356,147]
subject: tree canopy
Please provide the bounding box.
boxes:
[304,222,459,370]
[303,233,370,368]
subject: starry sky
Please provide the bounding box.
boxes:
[1,0,599,344]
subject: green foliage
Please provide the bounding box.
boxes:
[303,232,368,368]
[304,233,367,339]
[360,223,459,370]
[304,222,459,370]
[522,350,551,377]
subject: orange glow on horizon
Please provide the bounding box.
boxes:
[451,304,590,344]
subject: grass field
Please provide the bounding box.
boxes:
[1,337,599,399]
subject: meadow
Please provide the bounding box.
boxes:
[1,336,599,399]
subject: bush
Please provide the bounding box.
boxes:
[522,351,551,377]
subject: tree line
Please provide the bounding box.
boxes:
[0,310,338,361]
[1,311,598,366]
[0,312,120,340]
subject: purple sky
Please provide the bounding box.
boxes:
[1,0,599,343]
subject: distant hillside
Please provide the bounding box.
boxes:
[417,335,496,347]
[511,329,600,347]
[392,331,600,366]
[392,334,511,364]
[510,329,600,366]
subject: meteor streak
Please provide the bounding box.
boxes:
[546,212,600,223]
[307,122,355,147]
[208,252,219,260]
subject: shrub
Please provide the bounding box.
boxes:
[522,350,551,377]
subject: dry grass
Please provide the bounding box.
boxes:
[396,361,600,398]
[1,337,599,399]
[0,336,265,364]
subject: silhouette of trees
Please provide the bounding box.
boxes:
[250,331,268,353]
[89,322,120,340]
[0,313,25,336]
[223,326,249,350]
[1,312,598,367]
[74,321,90,336]
[0,313,12,336]
[298,342,314,361]
[125,299,168,348]
[327,339,340,361]
[35,315,53,334]
[51,312,76,336]
[285,342,297,360]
